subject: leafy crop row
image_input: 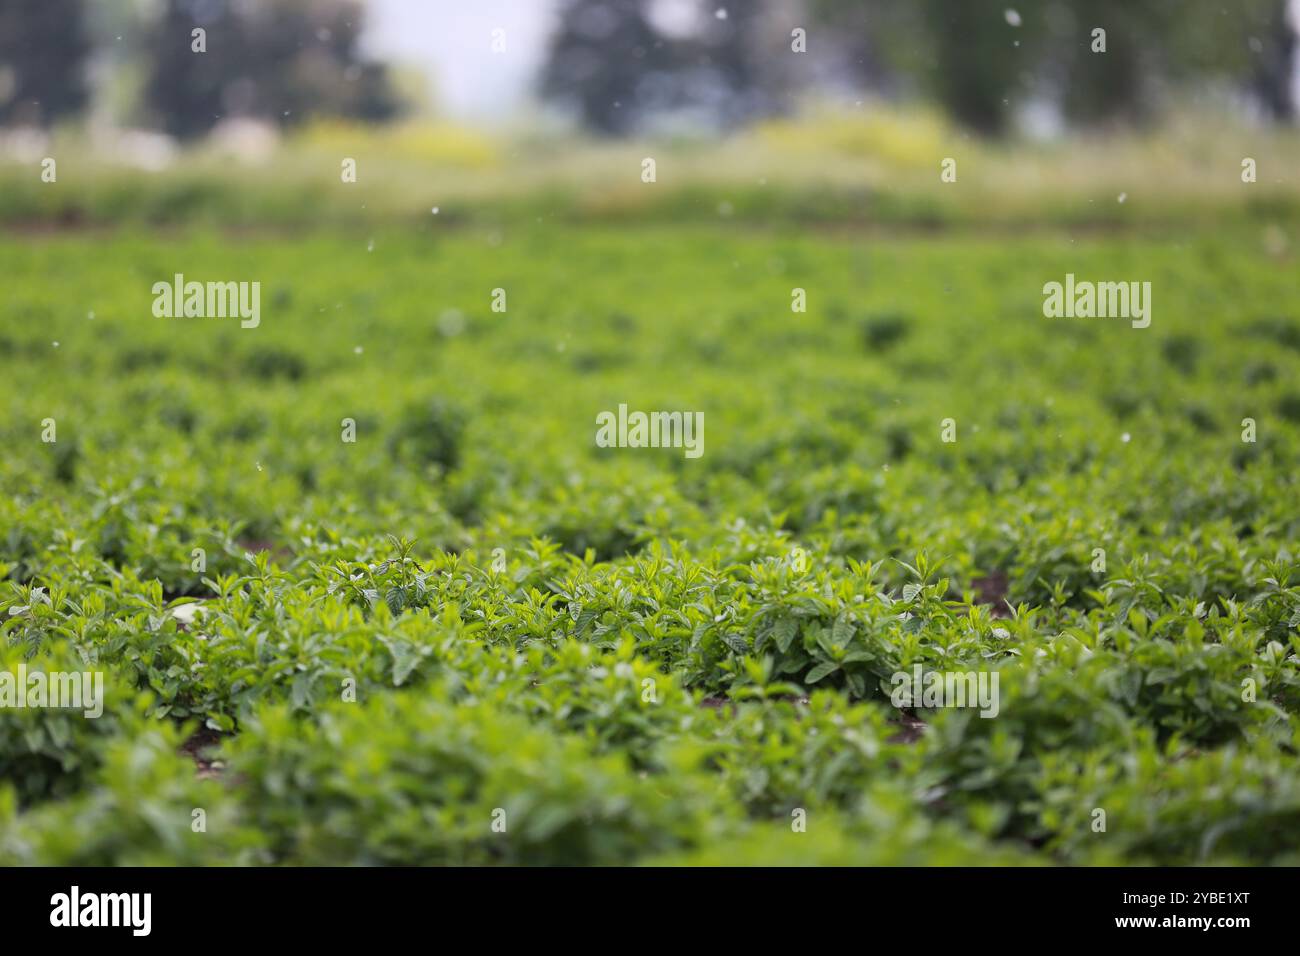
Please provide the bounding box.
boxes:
[2,227,1298,864]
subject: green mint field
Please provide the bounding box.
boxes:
[3,224,1299,865]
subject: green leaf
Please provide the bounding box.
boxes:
[831,614,854,646]
[772,616,799,653]
[721,632,750,655]
[806,660,839,683]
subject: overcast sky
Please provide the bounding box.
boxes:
[362,0,561,122]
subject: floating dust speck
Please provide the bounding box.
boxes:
[438,309,466,337]
[1263,225,1288,256]
[170,603,207,630]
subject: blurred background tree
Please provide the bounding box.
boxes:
[540,0,799,135]
[141,0,401,140]
[0,0,92,126]
[542,0,1300,136]
[1047,0,1287,127]
[1253,0,1300,120]
[539,0,676,135]
[0,0,1295,139]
